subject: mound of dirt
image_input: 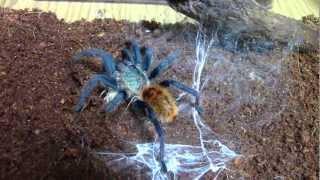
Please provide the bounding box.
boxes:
[0,8,318,180]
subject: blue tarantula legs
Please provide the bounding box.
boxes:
[75,74,118,112]
[132,100,167,173]
[104,90,127,112]
[149,49,181,80]
[159,80,203,114]
[122,48,135,63]
[141,47,153,71]
[72,48,116,77]
[131,41,143,65]
[123,40,142,65]
[122,41,153,71]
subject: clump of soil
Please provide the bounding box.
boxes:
[0,8,318,180]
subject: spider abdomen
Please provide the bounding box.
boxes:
[141,85,178,123]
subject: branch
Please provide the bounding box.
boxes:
[167,0,319,53]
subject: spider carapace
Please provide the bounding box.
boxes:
[73,40,202,173]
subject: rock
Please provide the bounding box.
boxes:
[60,98,66,104]
[34,129,40,135]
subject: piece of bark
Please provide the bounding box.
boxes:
[167,0,319,53]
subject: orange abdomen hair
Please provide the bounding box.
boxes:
[141,85,178,123]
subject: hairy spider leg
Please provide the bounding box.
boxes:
[104,90,127,112]
[131,40,142,65]
[75,74,118,112]
[122,41,153,72]
[122,40,141,65]
[141,47,153,71]
[149,49,181,80]
[132,100,167,173]
[159,80,203,114]
[122,48,134,63]
[73,48,116,77]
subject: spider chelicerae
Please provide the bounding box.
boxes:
[73,40,202,172]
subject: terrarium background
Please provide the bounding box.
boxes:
[0,0,319,179]
[0,0,319,23]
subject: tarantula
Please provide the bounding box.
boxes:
[73,41,202,172]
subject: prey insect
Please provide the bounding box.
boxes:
[73,41,202,172]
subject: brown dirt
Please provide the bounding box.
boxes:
[0,8,318,180]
